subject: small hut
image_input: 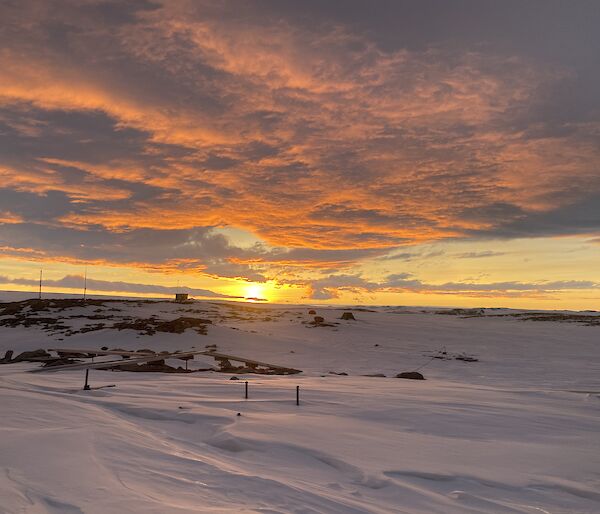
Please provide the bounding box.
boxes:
[175,293,189,303]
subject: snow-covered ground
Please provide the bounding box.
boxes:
[1,294,599,513]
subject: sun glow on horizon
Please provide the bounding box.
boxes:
[244,283,269,302]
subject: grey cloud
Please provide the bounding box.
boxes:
[306,272,599,299]
[465,194,600,239]
[458,202,527,227]
[200,262,266,283]
[258,247,387,264]
[0,274,241,298]
[260,0,600,75]
[0,105,159,165]
[378,252,415,262]
[310,204,408,227]
[454,251,506,259]
[307,274,380,300]
[0,222,266,280]
[379,250,445,262]
[201,154,240,170]
[386,279,599,292]
[0,189,73,222]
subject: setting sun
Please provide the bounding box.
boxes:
[244,283,267,301]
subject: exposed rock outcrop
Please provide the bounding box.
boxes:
[396,371,425,380]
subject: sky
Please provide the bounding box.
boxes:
[0,0,599,308]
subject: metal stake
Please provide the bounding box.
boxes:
[245,380,248,399]
[83,369,91,390]
[296,385,300,406]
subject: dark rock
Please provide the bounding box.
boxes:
[13,349,51,362]
[1,350,14,363]
[308,309,316,315]
[78,324,106,333]
[112,316,211,335]
[307,317,336,327]
[363,373,386,377]
[340,312,356,320]
[396,372,425,380]
[230,376,239,380]
[42,358,79,367]
[0,316,66,330]
[57,351,89,358]
[436,308,484,316]
[0,303,23,316]
[455,355,479,362]
[113,361,186,373]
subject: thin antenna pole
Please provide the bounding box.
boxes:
[38,269,42,299]
[83,267,87,301]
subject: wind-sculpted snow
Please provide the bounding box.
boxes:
[1,297,599,513]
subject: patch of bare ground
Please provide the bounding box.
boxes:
[0,299,214,337]
[0,298,153,315]
[112,317,211,335]
[484,312,600,326]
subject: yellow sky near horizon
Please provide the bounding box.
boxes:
[2,234,599,309]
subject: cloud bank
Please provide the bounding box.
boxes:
[0,274,241,299]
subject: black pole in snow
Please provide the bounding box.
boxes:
[245,381,248,399]
[83,369,91,390]
[296,385,300,406]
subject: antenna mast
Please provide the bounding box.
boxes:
[83,267,87,301]
[38,269,43,299]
